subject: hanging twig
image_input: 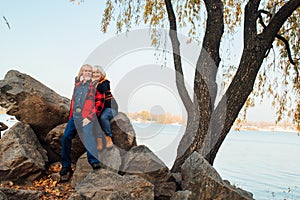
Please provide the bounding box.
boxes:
[258,10,295,65]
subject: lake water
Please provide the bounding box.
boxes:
[132,122,300,200]
[1,114,299,199]
[214,130,300,200]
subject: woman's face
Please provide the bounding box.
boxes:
[92,69,102,81]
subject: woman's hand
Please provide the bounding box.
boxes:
[82,118,91,126]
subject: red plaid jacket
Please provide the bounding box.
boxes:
[68,81,105,120]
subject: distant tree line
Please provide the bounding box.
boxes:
[127,110,186,125]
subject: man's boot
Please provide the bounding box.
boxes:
[59,166,73,182]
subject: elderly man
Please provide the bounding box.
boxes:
[60,64,101,182]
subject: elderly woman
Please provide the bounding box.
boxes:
[92,65,118,149]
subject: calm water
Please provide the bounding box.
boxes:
[133,122,300,200]
[1,114,299,199]
[214,130,300,200]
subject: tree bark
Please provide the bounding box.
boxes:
[171,0,224,172]
[164,0,193,116]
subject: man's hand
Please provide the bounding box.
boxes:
[82,118,91,126]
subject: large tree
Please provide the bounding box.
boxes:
[99,0,300,172]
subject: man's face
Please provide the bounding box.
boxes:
[82,66,92,81]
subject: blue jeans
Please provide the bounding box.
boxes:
[61,116,100,168]
[99,108,117,137]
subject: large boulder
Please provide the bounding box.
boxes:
[69,170,154,200]
[71,147,122,188]
[0,122,48,182]
[180,152,253,200]
[98,146,122,172]
[45,123,85,163]
[110,112,137,152]
[121,145,176,199]
[121,145,171,183]
[0,70,70,141]
[70,153,93,189]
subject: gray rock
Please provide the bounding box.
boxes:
[181,152,254,200]
[69,170,154,200]
[98,146,122,172]
[121,145,171,184]
[70,153,92,189]
[71,147,122,188]
[110,112,137,152]
[0,187,43,200]
[0,70,70,141]
[121,145,174,199]
[0,70,70,163]
[181,152,222,188]
[45,123,85,163]
[0,122,47,182]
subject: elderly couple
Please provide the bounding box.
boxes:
[60,64,118,181]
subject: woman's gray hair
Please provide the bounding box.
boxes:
[93,65,106,77]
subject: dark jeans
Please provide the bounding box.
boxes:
[99,108,117,137]
[61,116,99,168]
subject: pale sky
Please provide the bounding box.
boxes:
[0,0,108,97]
[0,0,277,122]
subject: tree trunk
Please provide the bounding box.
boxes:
[171,0,224,172]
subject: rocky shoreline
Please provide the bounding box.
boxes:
[0,70,254,199]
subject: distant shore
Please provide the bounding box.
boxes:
[0,111,298,133]
[232,121,298,133]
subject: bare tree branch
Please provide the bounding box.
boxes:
[258,9,296,65]
[244,0,261,43]
[275,34,296,65]
[164,0,193,116]
[262,0,300,49]
[202,0,224,66]
[194,0,224,108]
